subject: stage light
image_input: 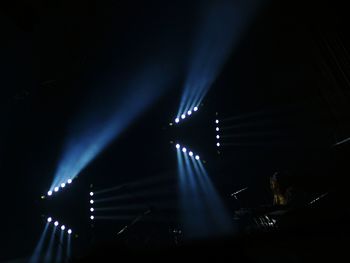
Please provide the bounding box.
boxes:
[187,110,192,115]
[216,135,220,139]
[176,144,180,149]
[215,119,219,124]
[182,147,187,153]
[195,155,200,160]
[67,229,72,234]
[47,217,52,223]
[175,118,180,123]
[61,225,65,231]
[189,151,193,156]
[216,142,220,147]
[90,192,94,196]
[54,221,59,226]
[90,215,94,220]
[216,127,219,131]
[47,191,52,196]
[61,183,66,188]
[90,200,94,204]
[181,114,186,119]
[54,187,59,192]
[67,179,72,184]
[90,208,94,212]
[194,106,198,112]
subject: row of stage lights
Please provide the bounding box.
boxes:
[47,179,73,197]
[89,192,94,220]
[47,217,72,234]
[175,106,199,124]
[215,119,220,147]
[176,144,200,160]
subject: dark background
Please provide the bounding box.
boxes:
[1,0,350,261]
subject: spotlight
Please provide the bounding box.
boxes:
[216,135,220,139]
[61,183,66,188]
[175,118,180,123]
[181,114,186,119]
[189,151,193,156]
[195,155,200,160]
[54,221,59,226]
[194,106,198,111]
[216,142,220,147]
[90,192,94,196]
[47,217,52,223]
[182,147,187,153]
[54,187,59,192]
[61,225,65,231]
[187,110,192,115]
[68,229,72,234]
[67,179,72,184]
[90,200,94,204]
[47,191,52,196]
[90,215,94,220]
[176,144,180,149]
[90,208,94,212]
[216,127,219,131]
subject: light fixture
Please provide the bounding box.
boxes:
[67,229,72,234]
[181,114,186,119]
[67,179,72,184]
[187,110,192,115]
[90,200,94,204]
[216,142,220,147]
[54,221,59,226]
[47,217,52,223]
[61,225,65,231]
[182,147,187,153]
[194,106,198,111]
[175,118,180,123]
[54,187,59,192]
[195,155,200,160]
[216,135,220,139]
[216,127,219,131]
[47,191,52,196]
[189,151,193,156]
[90,208,94,212]
[90,192,94,196]
[61,183,66,188]
[90,215,94,220]
[176,144,180,149]
[215,120,219,124]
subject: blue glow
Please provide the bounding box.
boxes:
[55,229,64,263]
[176,144,180,149]
[66,231,72,262]
[43,224,57,263]
[29,223,49,263]
[178,0,263,116]
[50,62,174,190]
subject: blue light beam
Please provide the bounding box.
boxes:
[50,62,174,190]
[29,223,49,263]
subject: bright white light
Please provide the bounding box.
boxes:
[90,208,94,212]
[61,183,66,188]
[90,200,94,204]
[194,106,198,111]
[181,114,186,119]
[61,225,65,231]
[68,229,72,234]
[54,187,59,192]
[47,217,52,223]
[216,119,219,124]
[67,179,72,184]
[216,142,220,147]
[182,147,187,153]
[216,127,219,131]
[90,192,94,196]
[47,191,52,196]
[175,118,180,123]
[54,221,59,226]
[195,155,200,160]
[189,151,193,156]
[216,135,220,139]
[90,215,94,220]
[175,144,180,149]
[187,110,192,115]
